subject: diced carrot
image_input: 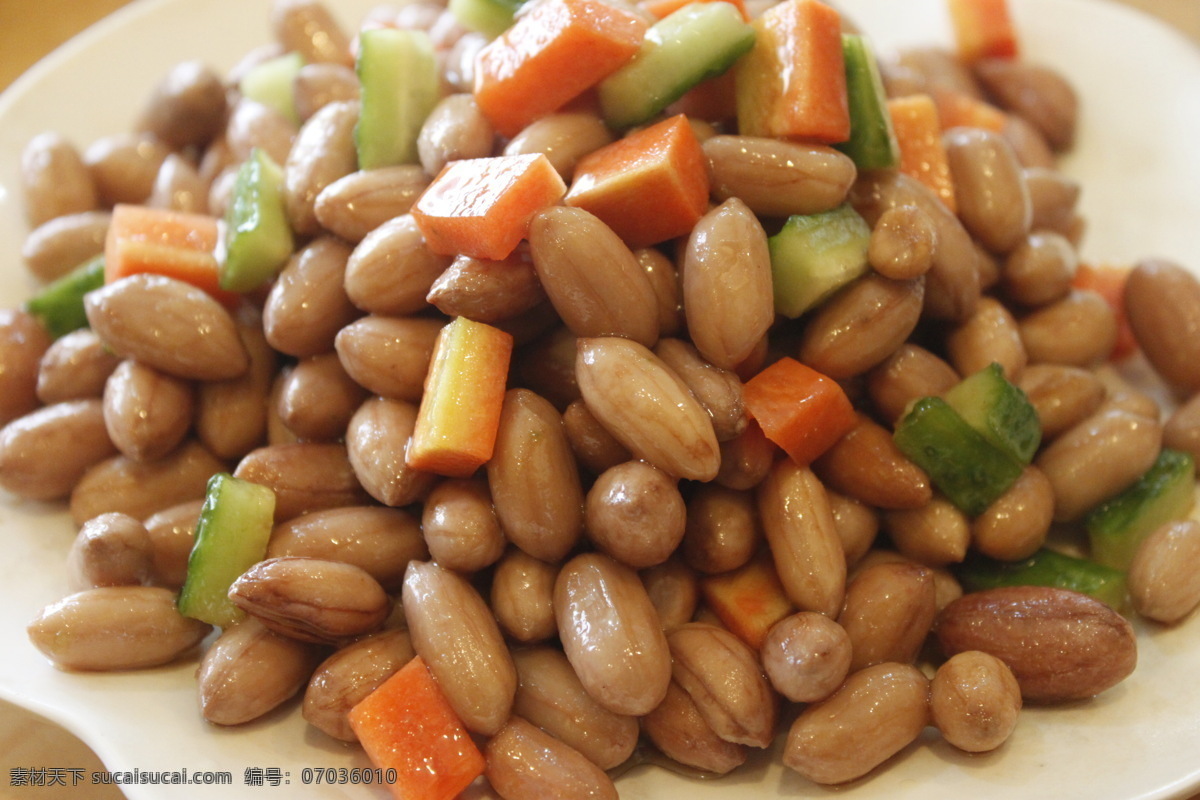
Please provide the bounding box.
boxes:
[473,0,648,138]
[947,0,1019,63]
[412,153,567,261]
[564,114,709,247]
[701,555,795,649]
[1073,263,1138,361]
[932,87,1009,134]
[887,94,957,213]
[104,204,237,306]
[406,317,514,478]
[743,356,856,466]
[349,655,486,800]
[734,0,850,144]
[639,0,748,22]
[666,70,739,125]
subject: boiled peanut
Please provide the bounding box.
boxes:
[554,552,672,716]
[930,650,1022,753]
[783,662,930,784]
[403,560,517,736]
[936,586,1137,702]
[757,460,846,617]
[28,586,210,671]
[267,505,427,592]
[511,646,639,770]
[197,617,323,725]
[84,274,248,381]
[488,388,584,563]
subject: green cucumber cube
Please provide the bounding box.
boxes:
[221,148,293,293]
[355,28,439,170]
[178,473,276,628]
[449,0,526,38]
[957,548,1128,611]
[239,51,304,125]
[943,362,1041,465]
[598,1,755,130]
[24,254,106,339]
[1086,448,1196,569]
[893,396,1024,516]
[768,204,870,319]
[837,33,899,170]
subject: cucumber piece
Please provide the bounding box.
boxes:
[893,396,1024,516]
[355,28,439,170]
[1086,449,1196,569]
[837,33,899,170]
[239,51,304,125]
[178,473,276,628]
[768,204,870,318]
[220,148,294,293]
[957,548,1128,611]
[23,254,105,339]
[943,362,1041,465]
[598,1,755,130]
[449,0,525,38]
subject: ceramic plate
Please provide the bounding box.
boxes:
[1,0,1199,798]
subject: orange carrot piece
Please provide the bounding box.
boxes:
[734,0,850,144]
[639,0,748,22]
[412,153,567,261]
[564,114,709,247]
[743,356,856,466]
[947,0,1019,63]
[932,87,1009,134]
[701,555,795,649]
[887,94,957,213]
[104,204,237,306]
[473,0,648,138]
[666,70,739,125]
[349,655,486,800]
[406,316,514,478]
[1073,263,1138,361]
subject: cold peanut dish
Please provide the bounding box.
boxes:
[4,0,1200,797]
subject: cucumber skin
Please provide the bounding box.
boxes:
[355,28,439,170]
[836,33,899,170]
[768,204,870,319]
[178,473,276,628]
[943,362,1041,465]
[239,52,304,125]
[449,0,525,38]
[24,254,106,339]
[599,2,755,130]
[1086,449,1196,569]
[957,548,1128,611]
[220,148,293,293]
[893,396,1024,516]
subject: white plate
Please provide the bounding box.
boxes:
[2,0,1199,798]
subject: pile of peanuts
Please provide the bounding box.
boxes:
[4,0,1200,796]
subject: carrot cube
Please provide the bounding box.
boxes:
[349,656,486,800]
[564,114,710,247]
[887,94,957,213]
[947,0,1019,63]
[473,0,648,138]
[412,153,567,261]
[734,0,850,144]
[701,556,795,649]
[406,317,514,478]
[743,357,856,466]
[105,204,237,306]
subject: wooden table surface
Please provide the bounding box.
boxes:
[0,1,1198,800]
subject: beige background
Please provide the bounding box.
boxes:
[1,1,1199,799]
